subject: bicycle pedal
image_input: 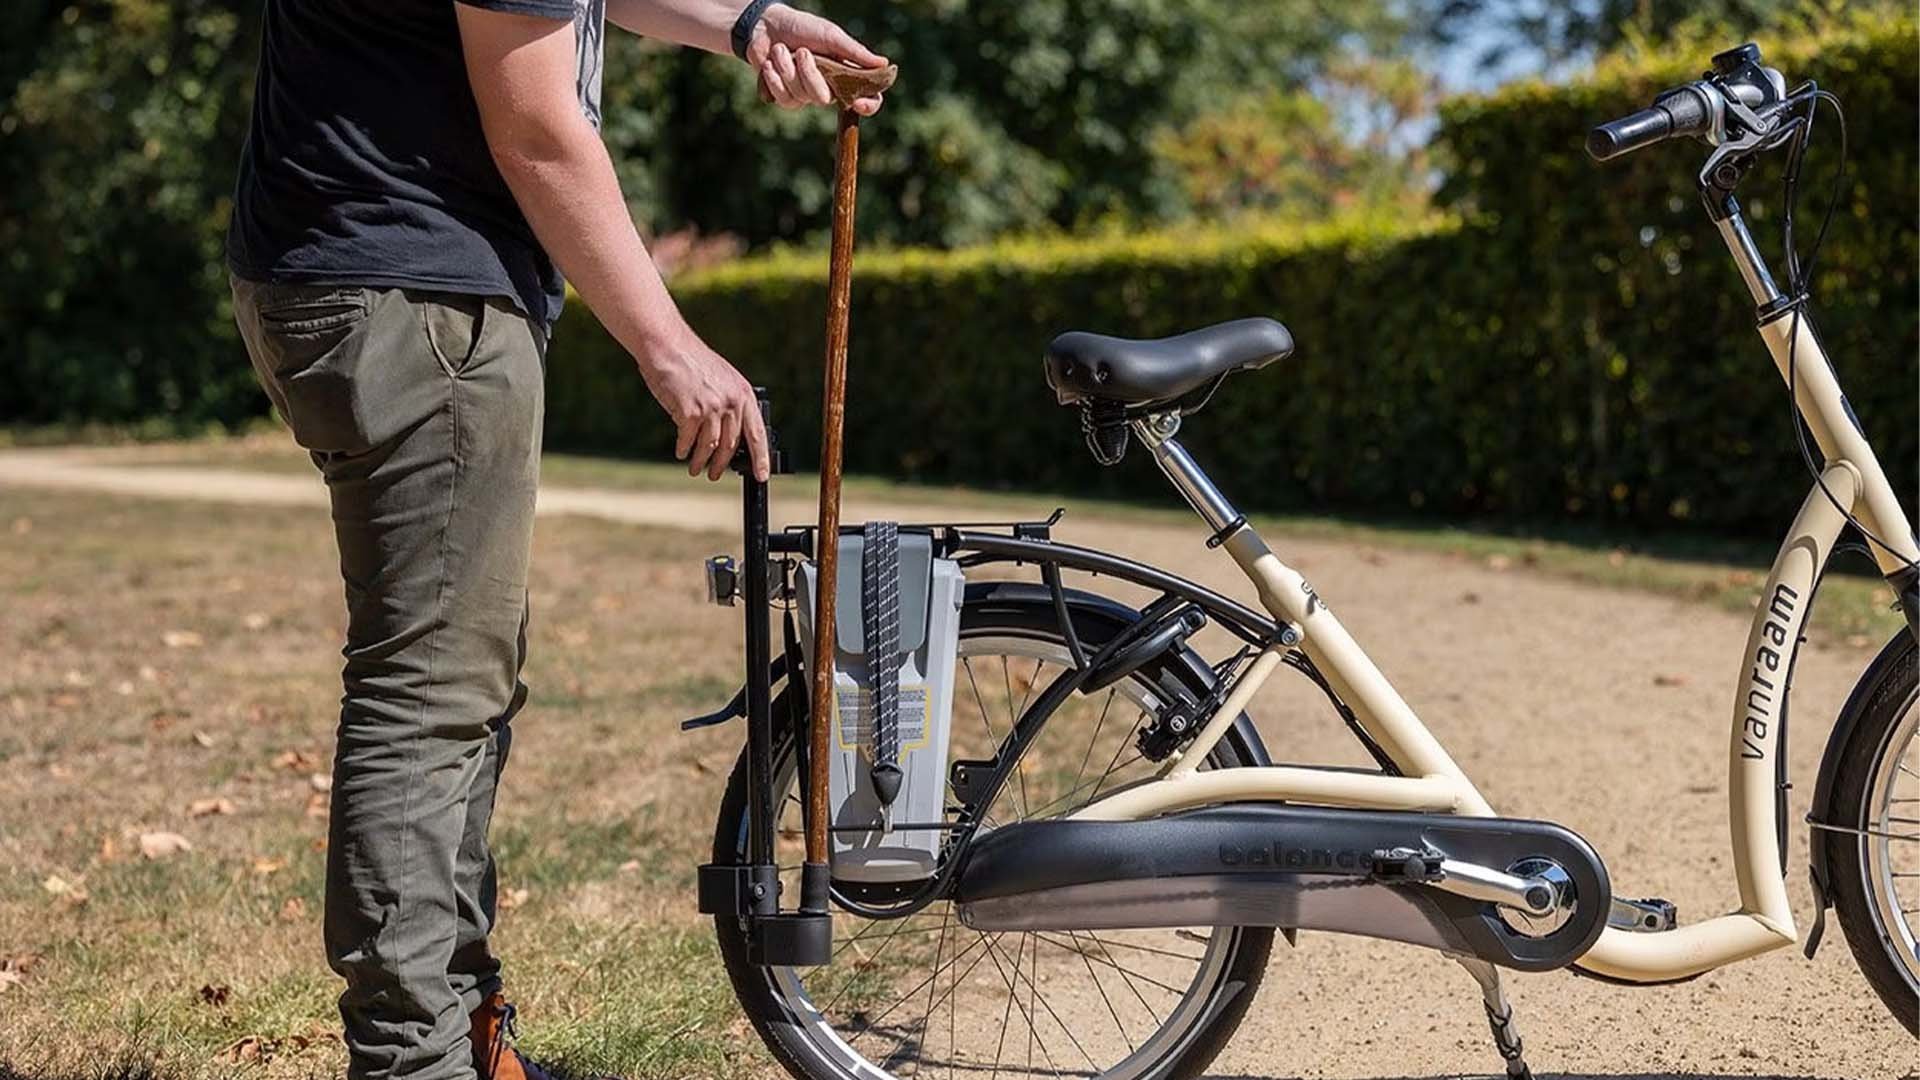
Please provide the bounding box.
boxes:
[1608,896,1678,932]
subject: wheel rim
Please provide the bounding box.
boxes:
[1863,682,1920,992]
[744,633,1246,1080]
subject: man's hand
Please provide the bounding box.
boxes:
[639,337,771,481]
[746,4,887,115]
[457,6,771,482]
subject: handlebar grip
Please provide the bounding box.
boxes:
[1587,83,1717,162]
[1587,106,1673,161]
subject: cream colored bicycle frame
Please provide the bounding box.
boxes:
[1068,210,1920,983]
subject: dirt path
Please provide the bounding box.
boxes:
[2,445,1912,1078]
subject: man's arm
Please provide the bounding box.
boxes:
[454,6,768,481]
[607,1,887,114]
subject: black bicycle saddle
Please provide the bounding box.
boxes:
[1043,317,1294,407]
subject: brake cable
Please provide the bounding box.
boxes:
[1775,86,1920,578]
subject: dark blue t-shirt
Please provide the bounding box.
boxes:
[227,0,606,326]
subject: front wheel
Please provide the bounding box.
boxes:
[711,588,1282,1080]
[1821,630,1920,1036]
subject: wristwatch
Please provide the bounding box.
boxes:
[730,0,779,61]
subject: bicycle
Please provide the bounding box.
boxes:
[687,43,1920,1079]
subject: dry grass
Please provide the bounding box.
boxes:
[0,488,771,1080]
[3,439,1912,1079]
[100,432,1907,642]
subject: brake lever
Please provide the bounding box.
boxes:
[1696,76,1805,197]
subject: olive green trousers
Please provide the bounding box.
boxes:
[232,278,545,1080]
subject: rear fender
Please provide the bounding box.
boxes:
[961,580,1273,767]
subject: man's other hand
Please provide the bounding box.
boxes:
[640,339,771,481]
[746,4,887,116]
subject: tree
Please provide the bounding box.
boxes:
[0,0,263,423]
[610,0,1418,249]
[1425,0,1902,74]
[1154,57,1435,221]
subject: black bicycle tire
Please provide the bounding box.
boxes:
[1820,629,1920,1037]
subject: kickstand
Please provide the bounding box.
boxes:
[1455,957,1533,1080]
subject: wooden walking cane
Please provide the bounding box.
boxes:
[803,59,898,899]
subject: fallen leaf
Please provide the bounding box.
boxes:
[499,887,530,910]
[1484,554,1513,572]
[63,670,91,688]
[139,664,159,682]
[1606,549,1628,567]
[139,831,194,860]
[242,612,271,631]
[10,517,30,535]
[198,983,232,1007]
[46,762,72,779]
[1653,673,1690,688]
[618,859,642,873]
[192,730,219,749]
[114,680,135,696]
[188,797,236,818]
[0,953,39,993]
[42,875,88,906]
[272,749,317,771]
[217,1036,265,1064]
[162,630,205,649]
[48,692,80,709]
[305,792,330,819]
[308,773,332,793]
[99,833,120,861]
[279,897,307,922]
[252,856,288,876]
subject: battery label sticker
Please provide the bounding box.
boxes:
[834,681,931,752]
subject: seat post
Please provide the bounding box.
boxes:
[1132,413,1243,537]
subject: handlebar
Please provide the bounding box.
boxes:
[1585,43,1791,165]
[1586,85,1715,161]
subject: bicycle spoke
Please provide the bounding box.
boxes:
[1035,931,1204,965]
[1069,690,1117,797]
[1002,656,1033,820]
[1086,713,1147,803]
[774,635,1243,1080]
[989,931,1018,1080]
[823,912,924,1015]
[981,932,1065,1077]
[964,657,1001,744]
[847,932,993,1042]
[1020,751,1146,823]
[908,906,951,1078]
[1086,932,1180,1015]
[1062,929,1133,1052]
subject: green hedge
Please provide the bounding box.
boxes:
[551,19,1917,534]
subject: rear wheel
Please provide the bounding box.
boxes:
[1821,630,1920,1036]
[712,590,1278,1080]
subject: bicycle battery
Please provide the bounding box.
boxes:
[796,524,965,884]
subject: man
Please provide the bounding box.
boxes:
[225,2,885,1078]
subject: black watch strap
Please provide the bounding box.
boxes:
[730,0,779,61]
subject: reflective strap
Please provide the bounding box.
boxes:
[862,521,903,803]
